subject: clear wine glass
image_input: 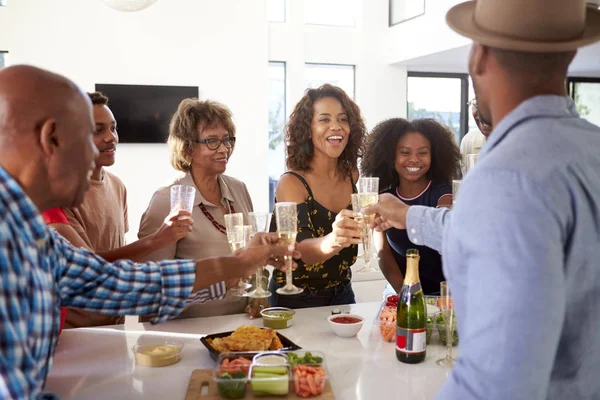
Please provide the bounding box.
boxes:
[466,153,478,173]
[358,177,379,195]
[274,202,303,295]
[224,213,252,293]
[230,224,254,296]
[245,212,272,299]
[356,177,379,274]
[452,180,462,208]
[351,193,379,274]
[436,281,456,368]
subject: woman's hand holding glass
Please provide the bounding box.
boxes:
[326,209,363,251]
[151,210,194,247]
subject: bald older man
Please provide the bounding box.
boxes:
[0,65,296,399]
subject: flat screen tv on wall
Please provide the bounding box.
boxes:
[95,84,199,143]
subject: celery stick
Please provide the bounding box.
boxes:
[251,374,289,396]
[252,366,287,375]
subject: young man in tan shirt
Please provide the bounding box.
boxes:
[49,92,197,328]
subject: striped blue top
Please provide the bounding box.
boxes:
[0,166,219,399]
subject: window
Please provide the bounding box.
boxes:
[0,52,7,69]
[0,0,6,6]
[389,0,425,26]
[305,63,355,99]
[407,72,469,145]
[467,77,477,134]
[268,62,286,212]
[267,0,285,22]
[304,0,359,27]
[568,77,600,127]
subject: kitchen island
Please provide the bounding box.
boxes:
[45,302,455,400]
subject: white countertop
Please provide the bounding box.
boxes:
[45,302,455,400]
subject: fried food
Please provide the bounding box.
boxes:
[269,334,283,350]
[207,325,284,352]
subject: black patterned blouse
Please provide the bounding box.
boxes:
[270,172,358,291]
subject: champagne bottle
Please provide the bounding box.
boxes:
[396,249,426,364]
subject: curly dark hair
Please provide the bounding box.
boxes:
[285,84,366,178]
[361,118,461,192]
[88,91,109,105]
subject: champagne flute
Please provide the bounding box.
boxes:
[224,213,252,293]
[356,177,379,274]
[436,281,456,368]
[230,225,254,296]
[466,153,478,173]
[351,193,379,274]
[452,180,462,208]
[245,212,272,299]
[358,177,379,195]
[274,202,303,295]
[229,224,255,296]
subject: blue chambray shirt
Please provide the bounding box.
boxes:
[407,96,600,400]
[0,166,223,399]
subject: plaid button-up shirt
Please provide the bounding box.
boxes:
[0,166,222,399]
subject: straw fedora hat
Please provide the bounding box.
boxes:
[446,0,600,52]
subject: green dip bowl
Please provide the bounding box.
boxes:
[260,307,295,329]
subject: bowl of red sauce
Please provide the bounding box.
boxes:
[327,314,364,338]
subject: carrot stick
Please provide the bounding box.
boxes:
[300,383,311,394]
[307,373,318,395]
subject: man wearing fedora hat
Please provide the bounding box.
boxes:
[364,1,600,398]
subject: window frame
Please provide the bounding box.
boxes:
[0,51,8,69]
[304,0,359,28]
[389,0,426,27]
[268,61,287,212]
[406,71,470,142]
[567,76,600,127]
[305,62,356,100]
[267,0,286,23]
[566,76,600,97]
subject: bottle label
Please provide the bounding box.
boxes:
[396,327,426,354]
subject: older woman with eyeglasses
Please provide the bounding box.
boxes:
[138,99,253,318]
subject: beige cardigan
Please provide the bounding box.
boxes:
[138,172,253,318]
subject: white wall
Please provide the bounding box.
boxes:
[0,0,269,242]
[1,0,409,244]
[269,0,408,131]
[386,0,469,64]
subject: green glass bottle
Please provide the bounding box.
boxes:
[396,249,426,364]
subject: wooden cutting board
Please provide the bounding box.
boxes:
[185,369,335,400]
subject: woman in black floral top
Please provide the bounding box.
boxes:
[268,84,367,308]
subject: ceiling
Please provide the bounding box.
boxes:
[397,42,600,77]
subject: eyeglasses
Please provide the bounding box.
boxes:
[195,136,236,150]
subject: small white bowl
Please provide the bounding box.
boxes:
[327,314,364,338]
[131,337,184,367]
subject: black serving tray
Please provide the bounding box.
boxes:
[200,329,302,361]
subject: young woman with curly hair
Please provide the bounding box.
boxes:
[269,84,367,308]
[361,118,461,295]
